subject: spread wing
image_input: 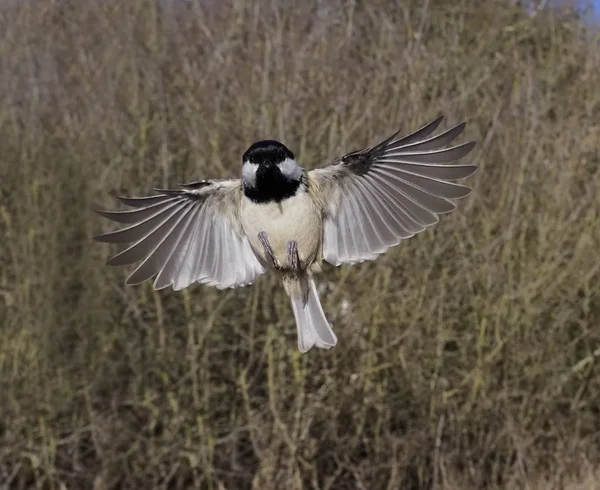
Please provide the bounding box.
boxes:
[94,179,266,290]
[309,115,477,266]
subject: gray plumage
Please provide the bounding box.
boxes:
[312,116,477,266]
[95,180,265,290]
[95,115,477,352]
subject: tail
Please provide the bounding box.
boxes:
[290,278,338,353]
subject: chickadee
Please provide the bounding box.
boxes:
[95,115,477,353]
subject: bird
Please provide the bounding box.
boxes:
[94,114,477,353]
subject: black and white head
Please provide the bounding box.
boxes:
[241,140,305,203]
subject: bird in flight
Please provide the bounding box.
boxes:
[95,115,477,352]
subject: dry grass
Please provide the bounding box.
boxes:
[1,0,599,488]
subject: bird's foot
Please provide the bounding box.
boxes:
[287,240,300,272]
[258,231,278,269]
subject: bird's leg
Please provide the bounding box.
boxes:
[287,240,300,272]
[258,231,278,268]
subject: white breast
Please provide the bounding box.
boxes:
[240,189,322,269]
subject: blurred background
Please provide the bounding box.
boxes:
[1,0,599,488]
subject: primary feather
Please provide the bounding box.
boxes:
[309,115,477,266]
[94,179,266,290]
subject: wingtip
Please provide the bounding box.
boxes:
[107,191,130,204]
[94,231,130,244]
[93,233,113,243]
[125,272,153,286]
[93,209,120,221]
[152,277,174,291]
[107,192,138,207]
[152,187,182,196]
[447,185,474,203]
[178,180,211,189]
[91,206,108,218]
[460,164,479,179]
[104,255,117,266]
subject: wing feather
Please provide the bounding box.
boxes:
[126,203,196,285]
[358,178,415,237]
[376,161,478,180]
[343,189,379,261]
[311,115,477,266]
[94,198,180,224]
[382,141,476,163]
[114,194,174,208]
[391,122,466,152]
[346,186,384,255]
[95,179,266,290]
[94,200,182,244]
[172,205,206,291]
[387,115,444,148]
[202,211,221,284]
[153,204,202,290]
[352,180,398,250]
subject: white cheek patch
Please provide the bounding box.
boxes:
[242,161,259,187]
[278,158,303,181]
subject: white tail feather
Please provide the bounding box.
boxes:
[290,278,338,353]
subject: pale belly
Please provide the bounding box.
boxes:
[240,191,322,270]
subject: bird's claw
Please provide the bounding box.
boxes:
[258,231,278,268]
[257,233,301,272]
[287,240,300,272]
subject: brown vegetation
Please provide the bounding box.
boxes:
[1,0,599,488]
